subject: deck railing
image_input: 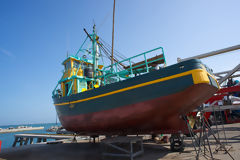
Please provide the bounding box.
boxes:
[101,46,166,85]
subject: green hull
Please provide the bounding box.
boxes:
[53,59,219,134]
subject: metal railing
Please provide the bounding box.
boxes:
[101,46,166,85]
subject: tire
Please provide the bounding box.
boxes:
[170,140,185,152]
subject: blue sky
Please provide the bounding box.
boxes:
[0,0,240,125]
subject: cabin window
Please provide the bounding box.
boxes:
[65,61,71,70]
[73,61,80,69]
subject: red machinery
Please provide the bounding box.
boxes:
[189,85,240,125]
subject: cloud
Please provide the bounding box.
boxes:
[0,48,16,58]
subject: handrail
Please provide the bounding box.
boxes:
[103,47,165,77]
[101,57,164,79]
[97,46,166,85]
[104,46,163,70]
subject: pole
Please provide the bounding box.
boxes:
[178,44,240,62]
[111,0,116,68]
[55,112,58,125]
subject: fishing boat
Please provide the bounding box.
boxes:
[52,25,219,135]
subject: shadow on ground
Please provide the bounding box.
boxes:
[0,142,176,160]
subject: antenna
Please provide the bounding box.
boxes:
[93,19,96,27]
[96,10,111,34]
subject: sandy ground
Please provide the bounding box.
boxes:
[0,123,240,160]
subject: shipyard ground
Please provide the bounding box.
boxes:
[0,123,240,160]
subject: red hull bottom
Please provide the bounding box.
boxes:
[59,83,217,135]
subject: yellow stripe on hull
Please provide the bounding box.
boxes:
[55,69,219,106]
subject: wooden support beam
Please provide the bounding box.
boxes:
[19,137,24,146]
[37,138,42,143]
[24,138,29,145]
[12,137,18,147]
[30,138,34,144]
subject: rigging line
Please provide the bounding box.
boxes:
[99,40,129,68]
[101,42,118,60]
[101,42,123,68]
[100,51,111,62]
[101,41,126,60]
[102,48,127,70]
[99,38,135,65]
[98,42,113,61]
[99,40,114,60]
[98,40,126,69]
[102,43,135,68]
[98,42,111,56]
[102,41,126,59]
[100,38,128,59]
[101,44,121,67]
[96,10,112,34]
[101,45,124,71]
[99,49,105,66]
[98,41,121,65]
[100,38,127,60]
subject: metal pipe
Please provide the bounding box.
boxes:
[178,44,240,62]
[218,63,240,85]
[215,69,240,76]
[216,74,240,80]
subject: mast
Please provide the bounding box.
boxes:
[92,25,97,78]
[83,26,98,80]
[111,0,116,68]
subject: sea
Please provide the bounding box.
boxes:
[0,123,60,149]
